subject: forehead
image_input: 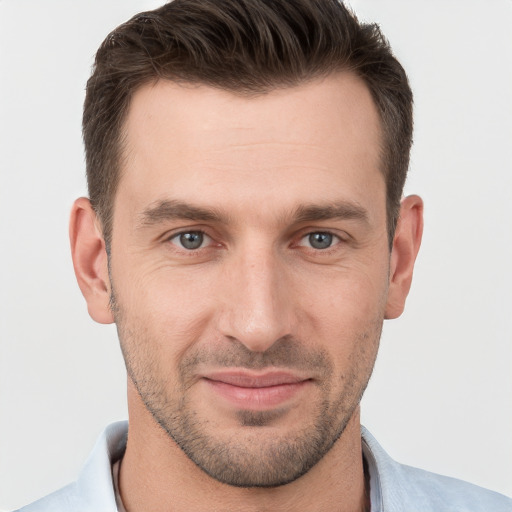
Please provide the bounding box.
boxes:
[117,73,384,223]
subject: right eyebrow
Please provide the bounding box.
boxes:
[137,200,228,227]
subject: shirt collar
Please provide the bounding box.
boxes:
[87,422,388,511]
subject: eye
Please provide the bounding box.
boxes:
[170,231,211,250]
[299,232,340,250]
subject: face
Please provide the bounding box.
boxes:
[110,74,390,487]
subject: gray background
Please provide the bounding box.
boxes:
[0,0,511,509]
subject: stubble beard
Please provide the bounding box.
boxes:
[113,295,382,488]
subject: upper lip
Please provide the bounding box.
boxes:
[202,370,310,388]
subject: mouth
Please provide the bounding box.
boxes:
[201,370,313,411]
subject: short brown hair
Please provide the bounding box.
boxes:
[83,0,413,248]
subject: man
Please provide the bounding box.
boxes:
[15,0,511,511]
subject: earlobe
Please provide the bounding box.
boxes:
[384,195,424,319]
[69,197,114,324]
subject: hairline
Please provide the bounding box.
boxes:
[101,72,393,251]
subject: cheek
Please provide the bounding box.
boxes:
[298,265,389,325]
[113,262,219,359]
[294,266,387,364]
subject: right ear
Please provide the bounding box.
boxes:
[69,197,114,324]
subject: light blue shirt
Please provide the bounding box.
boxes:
[15,421,512,511]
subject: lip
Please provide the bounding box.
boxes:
[202,370,312,410]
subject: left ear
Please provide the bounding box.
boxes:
[385,195,424,319]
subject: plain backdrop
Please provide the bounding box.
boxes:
[0,0,511,509]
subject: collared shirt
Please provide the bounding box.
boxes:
[15,421,512,512]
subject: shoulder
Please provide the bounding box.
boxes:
[394,462,512,511]
[361,426,512,512]
[14,421,128,512]
[13,483,80,512]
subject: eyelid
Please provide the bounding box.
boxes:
[166,229,213,250]
[296,231,342,248]
[160,225,211,242]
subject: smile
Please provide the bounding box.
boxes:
[202,371,312,410]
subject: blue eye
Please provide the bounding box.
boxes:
[309,232,333,249]
[300,232,339,250]
[171,231,209,250]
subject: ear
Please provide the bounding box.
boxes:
[69,197,114,324]
[385,195,424,319]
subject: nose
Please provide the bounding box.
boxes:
[218,243,294,353]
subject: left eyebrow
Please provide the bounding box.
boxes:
[292,202,370,224]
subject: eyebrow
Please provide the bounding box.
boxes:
[293,202,369,224]
[137,199,369,227]
[138,200,228,226]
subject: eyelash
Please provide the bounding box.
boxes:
[168,230,213,251]
[296,232,342,251]
[167,229,344,252]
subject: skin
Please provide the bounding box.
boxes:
[70,73,423,511]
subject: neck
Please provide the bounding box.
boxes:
[119,383,367,512]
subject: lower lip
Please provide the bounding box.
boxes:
[204,379,310,410]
